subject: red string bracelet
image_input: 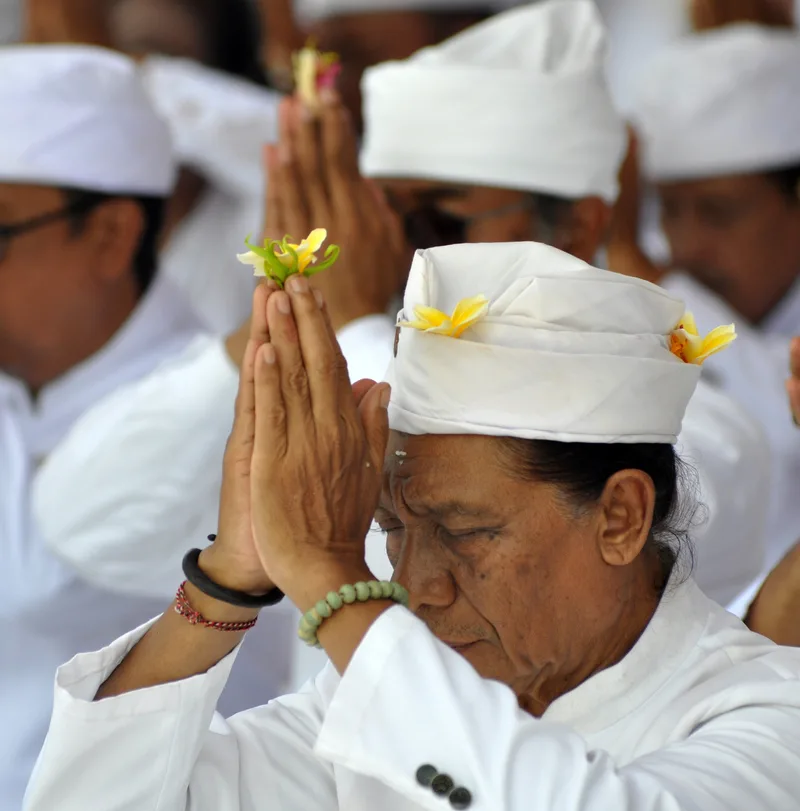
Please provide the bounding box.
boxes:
[174,582,258,632]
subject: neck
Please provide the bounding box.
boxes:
[24,279,140,397]
[518,561,662,717]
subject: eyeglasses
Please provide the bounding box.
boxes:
[403,198,535,251]
[0,198,100,264]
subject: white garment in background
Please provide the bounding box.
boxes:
[24,577,800,810]
[665,273,800,614]
[139,56,282,334]
[0,278,294,811]
[0,0,20,44]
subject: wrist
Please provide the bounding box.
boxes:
[181,582,261,625]
[285,560,376,613]
[197,545,276,595]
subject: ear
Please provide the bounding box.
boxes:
[83,199,145,285]
[595,469,655,567]
[558,197,611,264]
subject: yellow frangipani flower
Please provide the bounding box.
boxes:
[399,294,490,339]
[293,42,341,110]
[237,228,339,288]
[669,311,737,365]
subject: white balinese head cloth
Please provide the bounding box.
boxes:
[360,0,626,203]
[0,44,175,196]
[387,242,700,444]
[296,0,523,24]
[632,24,800,182]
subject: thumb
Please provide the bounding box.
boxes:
[359,383,391,466]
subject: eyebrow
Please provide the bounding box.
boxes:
[414,187,468,204]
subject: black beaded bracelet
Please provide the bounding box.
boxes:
[182,543,284,608]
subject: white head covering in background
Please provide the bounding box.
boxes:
[632,24,800,182]
[0,44,175,195]
[296,0,523,24]
[360,0,626,202]
[387,242,700,444]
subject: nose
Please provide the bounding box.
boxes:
[392,533,457,613]
[663,216,716,274]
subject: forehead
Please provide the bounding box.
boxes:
[0,184,63,218]
[657,172,775,202]
[381,431,517,509]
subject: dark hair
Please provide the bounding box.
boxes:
[60,188,165,296]
[766,163,800,203]
[430,9,494,42]
[173,0,265,84]
[498,439,697,592]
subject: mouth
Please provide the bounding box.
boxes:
[444,641,479,652]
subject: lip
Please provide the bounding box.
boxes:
[444,641,479,651]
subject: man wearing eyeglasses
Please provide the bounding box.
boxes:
[0,43,298,811]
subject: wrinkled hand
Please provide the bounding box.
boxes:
[264,93,409,332]
[606,128,664,286]
[198,282,279,594]
[24,0,110,44]
[746,540,800,646]
[787,338,800,426]
[249,274,390,609]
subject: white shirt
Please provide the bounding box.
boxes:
[140,56,281,334]
[0,278,293,811]
[24,577,800,810]
[664,273,800,615]
[338,313,770,610]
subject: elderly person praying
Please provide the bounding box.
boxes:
[25,242,800,810]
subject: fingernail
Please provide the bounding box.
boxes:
[287,274,309,294]
[279,143,292,164]
[313,288,324,308]
[276,293,292,315]
[263,344,277,365]
[379,385,391,409]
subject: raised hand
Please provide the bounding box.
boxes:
[264,93,410,331]
[248,274,390,610]
[198,282,279,594]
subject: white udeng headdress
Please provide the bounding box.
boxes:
[0,44,175,196]
[633,24,800,181]
[386,242,729,445]
[361,0,626,202]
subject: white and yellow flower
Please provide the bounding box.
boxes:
[669,311,736,365]
[293,42,341,110]
[399,294,490,339]
[237,228,340,287]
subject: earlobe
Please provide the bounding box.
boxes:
[596,470,655,568]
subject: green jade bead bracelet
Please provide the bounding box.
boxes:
[298,580,410,647]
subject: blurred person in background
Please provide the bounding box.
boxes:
[612,23,800,622]
[261,0,770,645]
[263,0,524,131]
[0,40,296,811]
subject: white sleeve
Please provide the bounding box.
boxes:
[23,624,335,811]
[139,56,280,200]
[33,337,238,600]
[677,382,769,607]
[316,607,800,811]
[336,314,396,384]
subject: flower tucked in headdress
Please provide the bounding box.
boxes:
[669,311,736,365]
[399,294,489,338]
[293,41,341,110]
[237,228,340,287]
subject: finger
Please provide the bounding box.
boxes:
[292,99,332,226]
[790,337,800,379]
[277,99,312,238]
[285,274,343,428]
[358,382,392,467]
[365,179,407,260]
[264,145,284,239]
[267,288,315,435]
[253,343,288,462]
[319,92,361,217]
[352,378,378,406]
[316,290,354,405]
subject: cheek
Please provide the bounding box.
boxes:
[467,215,532,244]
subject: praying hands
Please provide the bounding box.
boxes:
[264,92,409,332]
